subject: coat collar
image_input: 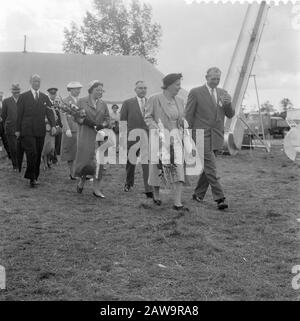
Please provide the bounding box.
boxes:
[157,93,184,120]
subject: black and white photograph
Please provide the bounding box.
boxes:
[0,0,299,306]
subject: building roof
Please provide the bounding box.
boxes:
[0,52,188,103]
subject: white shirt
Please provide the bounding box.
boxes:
[206,83,218,105]
[70,95,78,105]
[31,88,40,100]
[136,96,146,114]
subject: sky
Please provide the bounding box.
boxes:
[0,0,299,111]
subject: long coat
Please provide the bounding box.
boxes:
[144,93,186,186]
[1,96,18,136]
[73,96,110,177]
[60,95,79,161]
[184,85,235,152]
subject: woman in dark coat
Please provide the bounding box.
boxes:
[74,81,110,198]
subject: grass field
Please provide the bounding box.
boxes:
[0,143,299,301]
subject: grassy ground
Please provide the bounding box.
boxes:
[0,143,299,301]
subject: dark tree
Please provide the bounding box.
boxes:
[260,101,275,114]
[63,0,162,64]
[280,98,293,112]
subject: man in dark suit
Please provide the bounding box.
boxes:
[120,81,152,198]
[1,84,22,170]
[16,74,56,187]
[185,67,235,210]
[0,91,11,159]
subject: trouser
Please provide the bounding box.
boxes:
[17,138,25,172]
[7,135,18,168]
[0,122,11,158]
[21,136,45,181]
[55,132,62,156]
[126,161,152,193]
[194,150,225,201]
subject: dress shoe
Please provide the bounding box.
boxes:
[173,205,190,212]
[192,194,203,203]
[124,184,131,192]
[93,191,105,199]
[145,192,153,199]
[216,198,228,210]
[69,175,77,180]
[30,179,37,188]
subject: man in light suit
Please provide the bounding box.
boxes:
[120,81,153,198]
[1,84,21,170]
[185,67,235,210]
[16,74,56,187]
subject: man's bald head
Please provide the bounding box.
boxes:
[30,74,41,91]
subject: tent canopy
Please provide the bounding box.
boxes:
[0,52,188,104]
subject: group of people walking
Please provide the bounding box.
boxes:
[0,66,234,211]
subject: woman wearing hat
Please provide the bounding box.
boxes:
[144,73,189,211]
[60,81,82,179]
[73,80,110,198]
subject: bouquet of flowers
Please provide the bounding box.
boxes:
[57,96,86,121]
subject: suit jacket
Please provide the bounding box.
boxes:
[16,90,56,137]
[184,85,235,151]
[120,97,148,133]
[60,95,79,132]
[1,96,18,135]
[144,93,185,131]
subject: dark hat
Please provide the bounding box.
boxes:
[162,73,182,89]
[47,87,58,93]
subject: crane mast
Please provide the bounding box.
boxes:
[223,1,270,155]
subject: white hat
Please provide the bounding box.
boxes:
[67,81,83,89]
[88,80,103,91]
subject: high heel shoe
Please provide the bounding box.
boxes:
[153,198,162,206]
[173,205,189,212]
[77,183,84,194]
[93,191,105,199]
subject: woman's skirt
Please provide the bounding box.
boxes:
[61,131,77,161]
[73,125,97,177]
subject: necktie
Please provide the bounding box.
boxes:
[210,88,217,107]
[140,98,145,114]
[35,91,38,102]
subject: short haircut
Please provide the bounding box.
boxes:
[30,74,41,82]
[88,81,103,94]
[135,80,145,87]
[206,67,221,76]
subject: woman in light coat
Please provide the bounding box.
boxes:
[144,73,189,212]
[60,81,82,179]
